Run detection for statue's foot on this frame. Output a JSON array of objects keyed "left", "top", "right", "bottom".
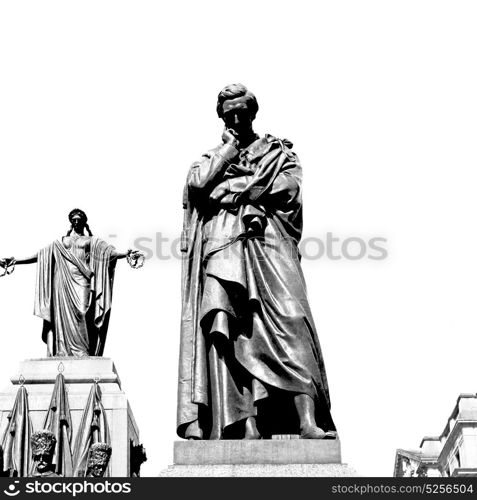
[
  {"left": 244, "top": 416, "right": 261, "bottom": 439},
  {"left": 323, "top": 431, "right": 338, "bottom": 440},
  {"left": 243, "top": 432, "right": 261, "bottom": 440},
  {"left": 300, "top": 425, "right": 326, "bottom": 439}
]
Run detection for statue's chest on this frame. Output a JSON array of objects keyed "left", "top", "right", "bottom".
[{"left": 62, "top": 236, "right": 91, "bottom": 258}]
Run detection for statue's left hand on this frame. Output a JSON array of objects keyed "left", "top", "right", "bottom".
[
  {"left": 0, "top": 257, "right": 14, "bottom": 268},
  {"left": 127, "top": 249, "right": 142, "bottom": 259},
  {"left": 126, "top": 249, "right": 145, "bottom": 269},
  {"left": 209, "top": 181, "right": 230, "bottom": 203},
  {"left": 217, "top": 194, "right": 239, "bottom": 207}
]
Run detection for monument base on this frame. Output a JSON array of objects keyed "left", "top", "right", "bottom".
[
  {"left": 159, "top": 463, "right": 356, "bottom": 477},
  {"left": 159, "top": 439, "right": 356, "bottom": 477},
  {"left": 0, "top": 357, "right": 142, "bottom": 477}
]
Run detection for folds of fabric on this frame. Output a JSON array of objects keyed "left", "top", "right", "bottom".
[
  {"left": 72, "top": 382, "right": 110, "bottom": 477},
  {"left": 34, "top": 238, "right": 116, "bottom": 357},
  {"left": 88, "top": 238, "right": 116, "bottom": 356},
  {"left": 43, "top": 373, "right": 73, "bottom": 477},
  {"left": 1, "top": 385, "right": 32, "bottom": 477},
  {"left": 177, "top": 135, "right": 335, "bottom": 439}
]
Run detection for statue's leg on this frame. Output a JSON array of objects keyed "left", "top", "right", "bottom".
[
  {"left": 294, "top": 393, "right": 325, "bottom": 439},
  {"left": 46, "top": 331, "right": 54, "bottom": 357},
  {"left": 244, "top": 416, "right": 261, "bottom": 439}
]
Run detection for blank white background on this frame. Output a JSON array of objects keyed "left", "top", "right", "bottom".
[{"left": 1, "top": 0, "right": 477, "bottom": 476}]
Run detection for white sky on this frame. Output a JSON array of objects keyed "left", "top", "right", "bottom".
[{"left": 1, "top": 0, "right": 477, "bottom": 477}]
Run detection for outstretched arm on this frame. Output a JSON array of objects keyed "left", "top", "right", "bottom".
[
  {"left": 0, "top": 254, "right": 38, "bottom": 267},
  {"left": 110, "top": 248, "right": 142, "bottom": 261},
  {"left": 110, "top": 249, "right": 128, "bottom": 260},
  {"left": 188, "top": 130, "right": 239, "bottom": 192}
]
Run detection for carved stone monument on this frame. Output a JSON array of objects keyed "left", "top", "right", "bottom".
[
  {"left": 0, "top": 211, "right": 146, "bottom": 477},
  {"left": 162, "top": 84, "right": 354, "bottom": 476}
]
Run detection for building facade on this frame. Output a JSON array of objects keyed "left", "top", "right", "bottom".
[{"left": 394, "top": 394, "right": 477, "bottom": 477}]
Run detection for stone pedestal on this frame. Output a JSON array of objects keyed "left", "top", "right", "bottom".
[
  {"left": 0, "top": 357, "right": 141, "bottom": 477},
  {"left": 159, "top": 439, "right": 356, "bottom": 477}
]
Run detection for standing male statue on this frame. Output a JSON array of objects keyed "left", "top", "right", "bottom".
[{"left": 177, "top": 84, "right": 337, "bottom": 440}]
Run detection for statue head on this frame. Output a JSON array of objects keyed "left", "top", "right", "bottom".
[
  {"left": 31, "top": 430, "right": 56, "bottom": 474},
  {"left": 216, "top": 83, "right": 259, "bottom": 137},
  {"left": 68, "top": 208, "right": 93, "bottom": 236},
  {"left": 86, "top": 442, "right": 112, "bottom": 477}
]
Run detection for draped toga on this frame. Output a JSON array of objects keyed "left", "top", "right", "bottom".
[
  {"left": 177, "top": 134, "right": 336, "bottom": 439},
  {"left": 34, "top": 237, "right": 116, "bottom": 357}
]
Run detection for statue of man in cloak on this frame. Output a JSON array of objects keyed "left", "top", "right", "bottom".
[{"left": 177, "top": 84, "right": 337, "bottom": 440}]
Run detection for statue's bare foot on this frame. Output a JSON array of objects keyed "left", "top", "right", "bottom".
[
  {"left": 300, "top": 425, "right": 325, "bottom": 439},
  {"left": 244, "top": 416, "right": 261, "bottom": 439}
]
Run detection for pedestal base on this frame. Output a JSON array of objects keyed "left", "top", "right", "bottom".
[
  {"left": 0, "top": 357, "right": 142, "bottom": 477},
  {"left": 159, "top": 463, "right": 356, "bottom": 477},
  {"left": 159, "top": 440, "right": 356, "bottom": 477}
]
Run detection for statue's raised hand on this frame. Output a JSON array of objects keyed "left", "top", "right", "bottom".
[{"left": 222, "top": 129, "right": 239, "bottom": 148}]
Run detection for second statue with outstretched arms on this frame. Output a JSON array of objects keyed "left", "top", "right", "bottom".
[{"left": 0, "top": 209, "right": 144, "bottom": 357}]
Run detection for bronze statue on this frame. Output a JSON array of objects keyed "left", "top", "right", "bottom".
[
  {"left": 30, "top": 430, "right": 61, "bottom": 477},
  {"left": 0, "top": 209, "right": 143, "bottom": 357},
  {"left": 177, "top": 84, "right": 337, "bottom": 441}
]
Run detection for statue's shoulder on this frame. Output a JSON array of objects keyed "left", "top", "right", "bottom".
[
  {"left": 264, "top": 134, "right": 294, "bottom": 149},
  {"left": 189, "top": 144, "right": 222, "bottom": 168},
  {"left": 264, "top": 134, "right": 297, "bottom": 160}
]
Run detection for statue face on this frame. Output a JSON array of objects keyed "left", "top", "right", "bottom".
[
  {"left": 34, "top": 453, "right": 52, "bottom": 473},
  {"left": 70, "top": 214, "right": 86, "bottom": 233},
  {"left": 88, "top": 462, "right": 106, "bottom": 477},
  {"left": 221, "top": 96, "right": 254, "bottom": 136}
]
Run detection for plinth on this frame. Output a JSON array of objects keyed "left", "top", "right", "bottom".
[
  {"left": 0, "top": 357, "right": 141, "bottom": 477},
  {"left": 159, "top": 439, "right": 356, "bottom": 477}
]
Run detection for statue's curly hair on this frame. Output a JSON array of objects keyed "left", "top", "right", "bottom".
[
  {"left": 216, "top": 83, "right": 259, "bottom": 120},
  {"left": 88, "top": 442, "right": 112, "bottom": 466},
  {"left": 31, "top": 430, "right": 56, "bottom": 456}
]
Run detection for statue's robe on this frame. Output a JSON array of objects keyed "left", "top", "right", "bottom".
[
  {"left": 177, "top": 135, "right": 336, "bottom": 439},
  {"left": 34, "top": 238, "right": 116, "bottom": 357}
]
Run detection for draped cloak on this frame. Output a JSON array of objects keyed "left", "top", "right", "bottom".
[
  {"left": 43, "top": 373, "right": 73, "bottom": 477},
  {"left": 34, "top": 237, "right": 116, "bottom": 357},
  {"left": 72, "top": 382, "right": 111, "bottom": 477},
  {"left": 1, "top": 385, "right": 32, "bottom": 477},
  {"left": 177, "top": 134, "right": 336, "bottom": 439}
]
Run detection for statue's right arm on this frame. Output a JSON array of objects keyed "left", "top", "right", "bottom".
[
  {"left": 188, "top": 144, "right": 239, "bottom": 191},
  {"left": 8, "top": 254, "right": 38, "bottom": 265},
  {"left": 188, "top": 130, "right": 240, "bottom": 191}
]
